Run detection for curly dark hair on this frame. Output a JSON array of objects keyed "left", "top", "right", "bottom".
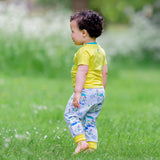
[{"left": 70, "top": 10, "right": 104, "bottom": 38}]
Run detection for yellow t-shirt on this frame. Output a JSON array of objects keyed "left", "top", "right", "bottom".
[{"left": 71, "top": 43, "right": 107, "bottom": 88}]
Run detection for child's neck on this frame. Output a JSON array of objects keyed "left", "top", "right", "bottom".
[{"left": 83, "top": 38, "right": 96, "bottom": 45}]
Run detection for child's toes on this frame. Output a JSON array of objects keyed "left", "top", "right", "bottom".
[{"left": 73, "top": 142, "right": 89, "bottom": 154}]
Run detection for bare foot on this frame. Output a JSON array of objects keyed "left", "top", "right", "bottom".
[{"left": 73, "top": 141, "right": 89, "bottom": 154}]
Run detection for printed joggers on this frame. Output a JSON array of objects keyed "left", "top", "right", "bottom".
[{"left": 64, "top": 88, "right": 105, "bottom": 149}]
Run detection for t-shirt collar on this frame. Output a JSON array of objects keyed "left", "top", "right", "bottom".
[{"left": 86, "top": 42, "right": 97, "bottom": 44}]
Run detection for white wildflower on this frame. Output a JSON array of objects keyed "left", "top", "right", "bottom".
[
  {"left": 5, "top": 138, "right": 11, "bottom": 143},
  {"left": 43, "top": 106, "right": 47, "bottom": 110},
  {"left": 26, "top": 131, "right": 30, "bottom": 136},
  {"left": 34, "top": 110, "right": 38, "bottom": 114},
  {"left": 44, "top": 135, "right": 47, "bottom": 140},
  {"left": 15, "top": 134, "right": 26, "bottom": 139},
  {"left": 1, "top": 104, "right": 8, "bottom": 108},
  {"left": 0, "top": 79, "right": 4, "bottom": 85},
  {"left": 49, "top": 120, "right": 52, "bottom": 124},
  {"left": 33, "top": 104, "right": 48, "bottom": 110},
  {"left": 4, "top": 143, "right": 9, "bottom": 148}
]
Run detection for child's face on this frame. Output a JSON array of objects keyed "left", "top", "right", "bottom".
[{"left": 70, "top": 20, "right": 84, "bottom": 45}]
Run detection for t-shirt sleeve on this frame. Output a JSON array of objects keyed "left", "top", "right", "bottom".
[
  {"left": 104, "top": 58, "right": 107, "bottom": 65},
  {"left": 103, "top": 52, "right": 107, "bottom": 65},
  {"left": 77, "top": 50, "right": 90, "bottom": 66}
]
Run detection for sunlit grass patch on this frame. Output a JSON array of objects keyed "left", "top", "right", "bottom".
[{"left": 0, "top": 68, "right": 160, "bottom": 159}]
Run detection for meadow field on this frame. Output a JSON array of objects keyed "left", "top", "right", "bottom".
[
  {"left": 0, "top": 66, "right": 160, "bottom": 160},
  {"left": 0, "top": 3, "right": 160, "bottom": 160}
]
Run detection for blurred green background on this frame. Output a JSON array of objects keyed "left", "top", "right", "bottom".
[
  {"left": 0, "top": 0, "right": 159, "bottom": 77},
  {"left": 0, "top": 1, "right": 160, "bottom": 159}
]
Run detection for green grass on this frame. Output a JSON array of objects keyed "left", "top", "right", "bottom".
[
  {"left": 0, "top": 31, "right": 75, "bottom": 78},
  {"left": 0, "top": 67, "right": 160, "bottom": 160}
]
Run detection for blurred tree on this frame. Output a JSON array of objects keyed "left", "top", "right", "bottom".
[
  {"left": 26, "top": 0, "right": 34, "bottom": 11},
  {"left": 15, "top": 0, "right": 157, "bottom": 24},
  {"left": 36, "top": 0, "right": 71, "bottom": 9},
  {"left": 89, "top": 0, "right": 157, "bottom": 23},
  {"left": 151, "top": 0, "right": 160, "bottom": 26},
  {"left": 71, "top": 0, "right": 88, "bottom": 12},
  {"left": 36, "top": 0, "right": 89, "bottom": 11}
]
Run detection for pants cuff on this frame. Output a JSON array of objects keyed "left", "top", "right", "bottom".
[
  {"left": 73, "top": 134, "right": 86, "bottom": 143},
  {"left": 87, "top": 142, "right": 97, "bottom": 150}
]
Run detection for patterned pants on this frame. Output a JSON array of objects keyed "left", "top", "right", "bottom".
[{"left": 64, "top": 88, "right": 105, "bottom": 143}]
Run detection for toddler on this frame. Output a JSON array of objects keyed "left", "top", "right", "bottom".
[{"left": 64, "top": 10, "right": 108, "bottom": 154}]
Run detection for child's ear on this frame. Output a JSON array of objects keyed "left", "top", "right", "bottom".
[{"left": 82, "top": 29, "right": 88, "bottom": 37}]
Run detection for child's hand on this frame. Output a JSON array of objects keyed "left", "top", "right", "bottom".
[{"left": 73, "top": 92, "right": 81, "bottom": 108}]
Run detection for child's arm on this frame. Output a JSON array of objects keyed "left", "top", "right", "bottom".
[
  {"left": 73, "top": 65, "right": 89, "bottom": 108},
  {"left": 102, "top": 65, "right": 108, "bottom": 89}
]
